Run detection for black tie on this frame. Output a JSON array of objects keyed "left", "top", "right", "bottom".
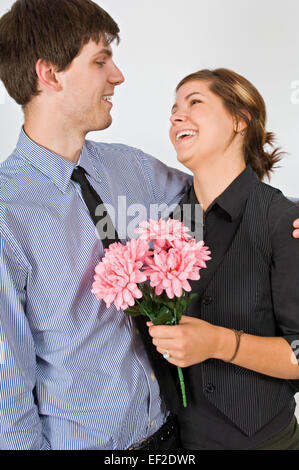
[
  {"left": 71, "top": 172, "right": 178, "bottom": 409},
  {"left": 71, "top": 166, "right": 120, "bottom": 248}
]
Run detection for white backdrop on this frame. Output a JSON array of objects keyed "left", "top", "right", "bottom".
[
  {"left": 0, "top": 0, "right": 299, "bottom": 418},
  {"left": 1, "top": 0, "right": 298, "bottom": 195}
]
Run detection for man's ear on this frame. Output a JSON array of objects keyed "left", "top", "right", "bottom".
[{"left": 35, "top": 59, "right": 62, "bottom": 93}]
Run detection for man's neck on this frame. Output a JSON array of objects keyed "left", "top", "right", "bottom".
[{"left": 24, "top": 110, "right": 86, "bottom": 164}]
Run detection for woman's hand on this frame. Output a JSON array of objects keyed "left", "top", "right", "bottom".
[
  {"left": 147, "top": 315, "right": 233, "bottom": 368},
  {"left": 293, "top": 218, "right": 299, "bottom": 238}
]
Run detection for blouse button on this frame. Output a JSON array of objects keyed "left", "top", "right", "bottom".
[{"left": 204, "top": 383, "right": 216, "bottom": 394}]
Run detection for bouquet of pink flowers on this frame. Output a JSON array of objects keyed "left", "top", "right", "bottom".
[{"left": 91, "top": 218, "right": 211, "bottom": 407}]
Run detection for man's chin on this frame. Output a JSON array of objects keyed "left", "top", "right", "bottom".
[
  {"left": 87, "top": 116, "right": 113, "bottom": 133},
  {"left": 99, "top": 116, "right": 113, "bottom": 131}
]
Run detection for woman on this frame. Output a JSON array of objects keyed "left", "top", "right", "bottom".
[{"left": 148, "top": 68, "right": 299, "bottom": 450}]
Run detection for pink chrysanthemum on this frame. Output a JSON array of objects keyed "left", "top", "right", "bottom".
[
  {"left": 144, "top": 239, "right": 211, "bottom": 299},
  {"left": 91, "top": 238, "right": 149, "bottom": 310},
  {"left": 135, "top": 218, "right": 190, "bottom": 250}
]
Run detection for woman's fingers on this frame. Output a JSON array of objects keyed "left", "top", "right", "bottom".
[{"left": 148, "top": 324, "right": 179, "bottom": 340}]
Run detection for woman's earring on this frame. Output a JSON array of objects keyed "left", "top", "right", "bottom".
[{"left": 240, "top": 130, "right": 246, "bottom": 136}]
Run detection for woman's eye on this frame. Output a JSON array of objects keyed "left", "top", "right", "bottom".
[
  {"left": 190, "top": 99, "right": 202, "bottom": 105},
  {"left": 96, "top": 62, "right": 106, "bottom": 68}
]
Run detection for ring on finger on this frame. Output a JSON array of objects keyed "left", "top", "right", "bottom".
[{"left": 163, "top": 350, "right": 170, "bottom": 360}]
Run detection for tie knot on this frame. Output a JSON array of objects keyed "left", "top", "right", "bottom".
[{"left": 71, "top": 166, "right": 86, "bottom": 184}]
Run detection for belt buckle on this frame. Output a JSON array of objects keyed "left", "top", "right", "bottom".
[
  {"left": 127, "top": 416, "right": 175, "bottom": 450},
  {"left": 127, "top": 437, "right": 148, "bottom": 450}
]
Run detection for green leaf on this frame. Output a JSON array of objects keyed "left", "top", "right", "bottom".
[
  {"left": 124, "top": 287, "right": 198, "bottom": 325},
  {"left": 125, "top": 304, "right": 144, "bottom": 317},
  {"left": 150, "top": 305, "right": 173, "bottom": 326}
]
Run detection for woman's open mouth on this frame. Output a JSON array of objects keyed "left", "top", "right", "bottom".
[{"left": 175, "top": 129, "right": 198, "bottom": 143}]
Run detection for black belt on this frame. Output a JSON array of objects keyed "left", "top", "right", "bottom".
[{"left": 127, "top": 415, "right": 180, "bottom": 450}]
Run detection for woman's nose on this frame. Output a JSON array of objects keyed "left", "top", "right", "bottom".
[{"left": 170, "top": 111, "right": 187, "bottom": 125}]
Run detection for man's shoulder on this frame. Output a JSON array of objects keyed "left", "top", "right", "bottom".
[
  {"left": 0, "top": 151, "right": 28, "bottom": 198},
  {"left": 85, "top": 139, "right": 192, "bottom": 207},
  {"left": 85, "top": 139, "right": 151, "bottom": 161},
  {"left": 85, "top": 139, "right": 191, "bottom": 181}
]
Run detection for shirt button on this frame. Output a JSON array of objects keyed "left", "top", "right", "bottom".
[
  {"left": 151, "top": 372, "right": 156, "bottom": 382},
  {"left": 202, "top": 296, "right": 212, "bottom": 305},
  {"left": 204, "top": 383, "right": 216, "bottom": 394},
  {"left": 136, "top": 329, "right": 140, "bottom": 335}
]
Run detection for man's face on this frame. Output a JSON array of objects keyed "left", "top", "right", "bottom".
[{"left": 57, "top": 39, "right": 124, "bottom": 133}]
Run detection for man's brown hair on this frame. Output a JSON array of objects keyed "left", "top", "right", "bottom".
[
  {"left": 176, "top": 68, "right": 284, "bottom": 181},
  {"left": 0, "top": 0, "right": 120, "bottom": 107}
]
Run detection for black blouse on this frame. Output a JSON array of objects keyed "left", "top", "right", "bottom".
[{"left": 174, "top": 166, "right": 297, "bottom": 450}]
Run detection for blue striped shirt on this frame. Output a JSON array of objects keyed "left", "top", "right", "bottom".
[{"left": 0, "top": 129, "right": 191, "bottom": 450}]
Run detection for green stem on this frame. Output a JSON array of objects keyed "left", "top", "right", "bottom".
[
  {"left": 135, "top": 297, "right": 188, "bottom": 407},
  {"left": 135, "top": 298, "right": 152, "bottom": 320},
  {"left": 177, "top": 366, "right": 187, "bottom": 408},
  {"left": 173, "top": 305, "right": 187, "bottom": 407}
]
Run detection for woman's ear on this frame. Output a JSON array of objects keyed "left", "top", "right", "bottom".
[
  {"left": 234, "top": 109, "right": 251, "bottom": 135},
  {"left": 35, "top": 59, "right": 62, "bottom": 93}
]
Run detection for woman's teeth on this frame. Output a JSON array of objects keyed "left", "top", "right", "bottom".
[{"left": 176, "top": 130, "right": 197, "bottom": 141}]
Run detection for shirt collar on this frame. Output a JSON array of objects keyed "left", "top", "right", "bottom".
[
  {"left": 76, "top": 143, "right": 96, "bottom": 178},
  {"left": 191, "top": 165, "right": 258, "bottom": 221},
  {"left": 15, "top": 128, "right": 93, "bottom": 193}
]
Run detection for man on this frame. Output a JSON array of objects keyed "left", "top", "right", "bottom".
[
  {"left": 0, "top": 0, "right": 190, "bottom": 450},
  {"left": 0, "top": 0, "right": 298, "bottom": 451}
]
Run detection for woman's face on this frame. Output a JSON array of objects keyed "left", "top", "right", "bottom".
[{"left": 169, "top": 80, "right": 238, "bottom": 171}]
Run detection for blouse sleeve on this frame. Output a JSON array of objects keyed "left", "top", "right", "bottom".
[{"left": 269, "top": 192, "right": 299, "bottom": 391}]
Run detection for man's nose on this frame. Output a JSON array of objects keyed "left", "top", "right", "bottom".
[{"left": 110, "top": 62, "right": 125, "bottom": 86}]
